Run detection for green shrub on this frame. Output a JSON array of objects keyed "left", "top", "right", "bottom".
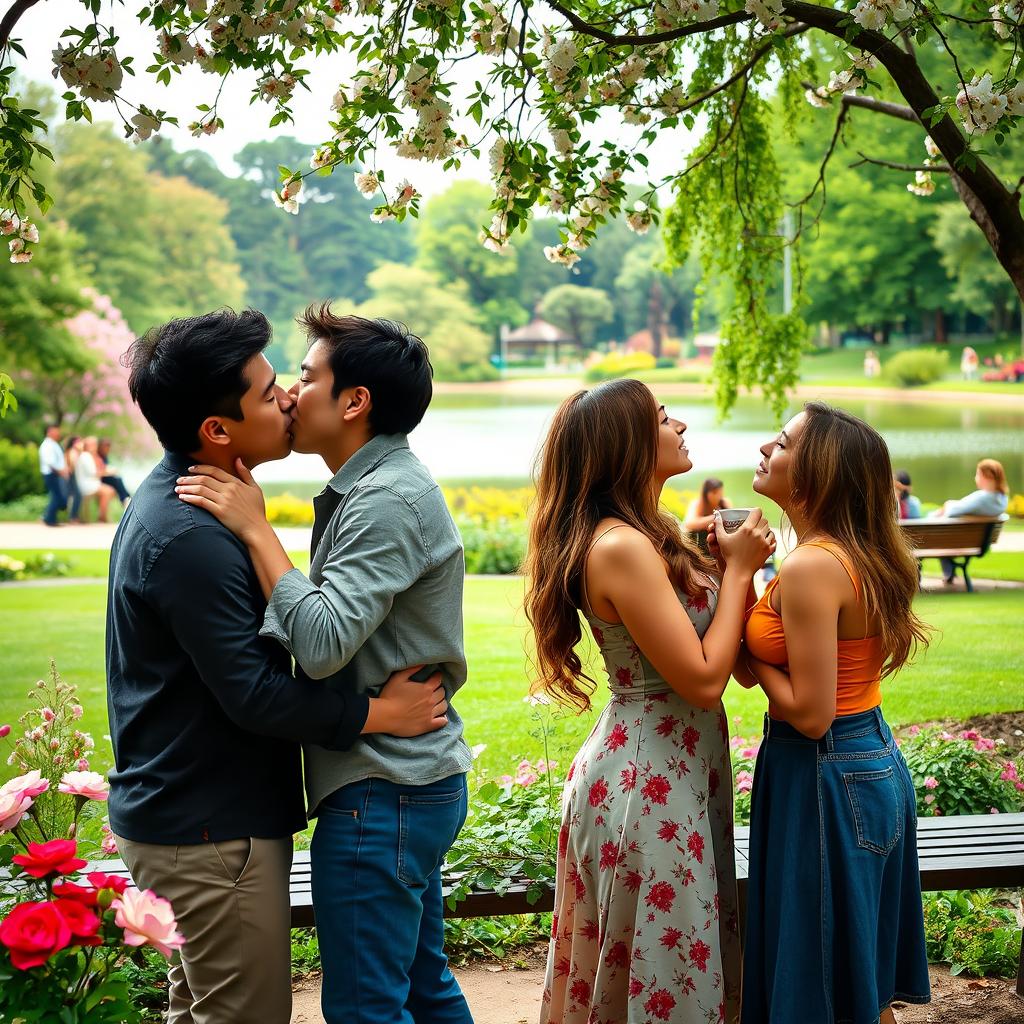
[
  {"left": 883, "top": 349, "right": 949, "bottom": 387},
  {"left": 583, "top": 351, "right": 657, "bottom": 382},
  {"left": 0, "top": 439, "right": 45, "bottom": 503},
  {"left": 457, "top": 517, "right": 527, "bottom": 575},
  {"left": 923, "top": 890, "right": 1022, "bottom": 977},
  {"left": 0, "top": 552, "right": 73, "bottom": 582},
  {"left": 899, "top": 727, "right": 1024, "bottom": 817},
  {"left": 0, "top": 494, "right": 47, "bottom": 521}
]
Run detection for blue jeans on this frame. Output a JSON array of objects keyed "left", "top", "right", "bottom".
[
  {"left": 42, "top": 472, "right": 66, "bottom": 525},
  {"left": 311, "top": 774, "right": 473, "bottom": 1024}
]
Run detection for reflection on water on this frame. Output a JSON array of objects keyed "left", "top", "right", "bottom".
[{"left": 129, "top": 392, "right": 1024, "bottom": 507}]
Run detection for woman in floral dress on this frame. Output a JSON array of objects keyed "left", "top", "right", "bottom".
[{"left": 524, "top": 379, "right": 774, "bottom": 1024}]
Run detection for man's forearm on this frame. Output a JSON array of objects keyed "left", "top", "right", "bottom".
[{"left": 245, "top": 521, "right": 296, "bottom": 600}]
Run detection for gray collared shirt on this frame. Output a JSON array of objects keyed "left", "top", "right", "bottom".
[{"left": 262, "top": 433, "right": 471, "bottom": 814}]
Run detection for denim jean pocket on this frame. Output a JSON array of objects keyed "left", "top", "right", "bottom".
[
  {"left": 397, "top": 788, "right": 466, "bottom": 887},
  {"left": 842, "top": 766, "right": 902, "bottom": 855}
]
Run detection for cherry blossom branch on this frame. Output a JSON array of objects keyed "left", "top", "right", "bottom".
[
  {"left": 542, "top": 0, "right": 753, "bottom": 46},
  {"left": 851, "top": 151, "right": 951, "bottom": 173},
  {"left": 0, "top": 0, "right": 40, "bottom": 51},
  {"left": 799, "top": 82, "right": 918, "bottom": 123}
]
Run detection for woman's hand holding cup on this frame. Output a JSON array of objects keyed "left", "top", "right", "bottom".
[{"left": 715, "top": 508, "right": 775, "bottom": 574}]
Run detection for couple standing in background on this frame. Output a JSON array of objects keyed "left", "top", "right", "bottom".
[{"left": 105, "top": 307, "right": 475, "bottom": 1024}]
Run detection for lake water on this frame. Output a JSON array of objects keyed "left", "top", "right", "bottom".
[{"left": 126, "top": 391, "right": 1024, "bottom": 507}]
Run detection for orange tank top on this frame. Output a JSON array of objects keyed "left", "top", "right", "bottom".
[{"left": 743, "top": 541, "right": 885, "bottom": 717}]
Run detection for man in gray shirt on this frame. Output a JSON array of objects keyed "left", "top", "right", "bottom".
[{"left": 176, "top": 307, "right": 473, "bottom": 1024}]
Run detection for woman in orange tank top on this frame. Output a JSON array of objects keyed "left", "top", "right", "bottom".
[{"left": 721, "top": 402, "right": 932, "bottom": 1024}]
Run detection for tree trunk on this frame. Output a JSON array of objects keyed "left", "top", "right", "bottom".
[
  {"left": 934, "top": 309, "right": 947, "bottom": 345},
  {"left": 647, "top": 278, "right": 664, "bottom": 359},
  {"left": 786, "top": 1, "right": 1024, "bottom": 303}
]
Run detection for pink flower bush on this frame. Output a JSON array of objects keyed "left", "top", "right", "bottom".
[
  {"left": 58, "top": 771, "right": 109, "bottom": 802},
  {"left": 112, "top": 888, "right": 186, "bottom": 958},
  {"left": 924, "top": 777, "right": 938, "bottom": 790},
  {"left": 735, "top": 770, "right": 754, "bottom": 795},
  {"left": 0, "top": 790, "right": 34, "bottom": 833}
]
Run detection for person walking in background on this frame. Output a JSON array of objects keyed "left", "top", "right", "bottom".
[
  {"left": 960, "top": 345, "right": 978, "bottom": 381},
  {"left": 735, "top": 402, "right": 931, "bottom": 1024},
  {"left": 74, "top": 436, "right": 117, "bottom": 522},
  {"left": 64, "top": 435, "right": 84, "bottom": 523},
  {"left": 863, "top": 349, "right": 881, "bottom": 379},
  {"left": 38, "top": 423, "right": 67, "bottom": 527},
  {"left": 683, "top": 476, "right": 731, "bottom": 553},
  {"left": 894, "top": 470, "right": 922, "bottom": 519},
  {"left": 97, "top": 437, "right": 132, "bottom": 506},
  {"left": 525, "top": 379, "right": 773, "bottom": 1024},
  {"left": 931, "top": 458, "right": 1009, "bottom": 583}
]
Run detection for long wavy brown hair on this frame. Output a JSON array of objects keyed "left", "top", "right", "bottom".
[
  {"left": 523, "top": 378, "right": 715, "bottom": 712},
  {"left": 790, "top": 402, "right": 930, "bottom": 677}
]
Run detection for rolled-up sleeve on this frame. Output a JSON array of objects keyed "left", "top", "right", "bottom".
[
  {"left": 148, "top": 527, "right": 369, "bottom": 748},
  {"left": 261, "top": 486, "right": 430, "bottom": 680}
]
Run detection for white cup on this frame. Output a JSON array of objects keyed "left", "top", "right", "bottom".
[{"left": 715, "top": 508, "right": 753, "bottom": 533}]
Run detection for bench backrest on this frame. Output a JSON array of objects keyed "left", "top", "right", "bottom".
[{"left": 899, "top": 515, "right": 1007, "bottom": 557}]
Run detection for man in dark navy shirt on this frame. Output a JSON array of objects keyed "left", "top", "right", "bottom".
[{"left": 106, "top": 308, "right": 448, "bottom": 1024}]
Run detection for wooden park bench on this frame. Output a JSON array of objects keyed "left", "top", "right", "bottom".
[
  {"left": 82, "top": 811, "right": 1024, "bottom": 997},
  {"left": 899, "top": 514, "right": 1008, "bottom": 593}
]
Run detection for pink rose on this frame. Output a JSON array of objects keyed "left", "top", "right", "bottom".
[
  {"left": 974, "top": 738, "right": 995, "bottom": 752},
  {"left": 58, "top": 771, "right": 109, "bottom": 802},
  {"left": 100, "top": 823, "right": 119, "bottom": 856},
  {"left": 1, "top": 769, "right": 51, "bottom": 802},
  {"left": 906, "top": 725, "right": 920, "bottom": 737},
  {"left": 923, "top": 776, "right": 938, "bottom": 790},
  {"left": 735, "top": 770, "right": 753, "bottom": 794},
  {"left": 958, "top": 730, "right": 980, "bottom": 741},
  {"left": 112, "top": 887, "right": 185, "bottom": 958},
  {"left": 924, "top": 794, "right": 935, "bottom": 804},
  {"left": 0, "top": 790, "right": 33, "bottom": 832}
]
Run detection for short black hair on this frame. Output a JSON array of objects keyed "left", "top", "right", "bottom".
[
  {"left": 298, "top": 304, "right": 432, "bottom": 436},
  {"left": 895, "top": 470, "right": 912, "bottom": 487},
  {"left": 124, "top": 308, "right": 272, "bottom": 454}
]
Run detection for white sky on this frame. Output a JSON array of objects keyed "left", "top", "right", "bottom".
[{"left": 15, "top": 0, "right": 703, "bottom": 197}]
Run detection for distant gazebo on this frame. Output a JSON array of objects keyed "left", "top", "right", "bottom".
[{"left": 500, "top": 316, "right": 576, "bottom": 365}]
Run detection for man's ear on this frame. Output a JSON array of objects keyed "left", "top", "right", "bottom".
[
  {"left": 196, "top": 416, "right": 234, "bottom": 449},
  {"left": 341, "top": 386, "right": 372, "bottom": 424}
]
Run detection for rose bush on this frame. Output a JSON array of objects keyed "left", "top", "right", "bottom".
[{"left": 0, "top": 665, "right": 184, "bottom": 1021}]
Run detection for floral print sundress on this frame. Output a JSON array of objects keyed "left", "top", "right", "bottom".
[{"left": 541, "top": 575, "right": 741, "bottom": 1024}]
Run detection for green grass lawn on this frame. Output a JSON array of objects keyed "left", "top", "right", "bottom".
[{"left": 1, "top": 575, "right": 1021, "bottom": 787}]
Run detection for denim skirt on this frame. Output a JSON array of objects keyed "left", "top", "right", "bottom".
[{"left": 741, "top": 708, "right": 931, "bottom": 1024}]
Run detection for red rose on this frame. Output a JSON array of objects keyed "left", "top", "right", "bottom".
[
  {"left": 0, "top": 901, "right": 73, "bottom": 969},
  {"left": 604, "top": 723, "right": 628, "bottom": 752},
  {"left": 12, "top": 839, "right": 87, "bottom": 879},
  {"left": 51, "top": 899, "right": 101, "bottom": 946},
  {"left": 645, "top": 880, "right": 676, "bottom": 913},
  {"left": 588, "top": 779, "right": 609, "bottom": 807},
  {"left": 86, "top": 871, "right": 131, "bottom": 895},
  {"left": 641, "top": 774, "right": 671, "bottom": 805},
  {"left": 644, "top": 988, "right": 677, "bottom": 1020},
  {"left": 660, "top": 925, "right": 683, "bottom": 949},
  {"left": 51, "top": 881, "right": 99, "bottom": 906}
]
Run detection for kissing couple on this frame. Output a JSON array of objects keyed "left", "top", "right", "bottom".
[{"left": 105, "top": 305, "right": 476, "bottom": 1024}]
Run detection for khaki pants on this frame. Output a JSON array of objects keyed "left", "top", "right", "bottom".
[{"left": 115, "top": 835, "right": 293, "bottom": 1024}]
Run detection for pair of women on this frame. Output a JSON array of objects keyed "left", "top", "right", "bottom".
[{"left": 526, "top": 379, "right": 930, "bottom": 1024}]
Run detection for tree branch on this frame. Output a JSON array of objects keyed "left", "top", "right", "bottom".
[
  {"left": 789, "top": 102, "right": 849, "bottom": 238},
  {"left": 542, "top": 0, "right": 753, "bottom": 46},
  {"left": 851, "top": 151, "right": 951, "bottom": 173},
  {"left": 800, "top": 82, "right": 918, "bottom": 123},
  {"left": 0, "top": 0, "right": 40, "bottom": 51}
]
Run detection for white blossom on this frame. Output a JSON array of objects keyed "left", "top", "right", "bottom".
[
  {"left": 371, "top": 205, "right": 397, "bottom": 222},
  {"left": 543, "top": 34, "right": 577, "bottom": 93},
  {"left": 550, "top": 128, "right": 574, "bottom": 155},
  {"left": 745, "top": 0, "right": 783, "bottom": 29},
  {"left": 851, "top": 0, "right": 888, "bottom": 31},
  {"left": 907, "top": 170, "right": 935, "bottom": 197},
  {"left": 310, "top": 146, "right": 333, "bottom": 169},
  {"left": 403, "top": 63, "right": 433, "bottom": 108},
  {"left": 543, "top": 243, "right": 581, "bottom": 268},
  {"left": 273, "top": 191, "right": 299, "bottom": 214},
  {"left": 1005, "top": 81, "right": 1024, "bottom": 116},
  {"left": 626, "top": 202, "right": 653, "bottom": 235},
  {"left": 827, "top": 68, "right": 864, "bottom": 94},
  {"left": 805, "top": 87, "right": 831, "bottom": 108},
  {"left": 18, "top": 222, "right": 38, "bottom": 244},
  {"left": 131, "top": 112, "right": 161, "bottom": 142},
  {"left": 332, "top": 88, "right": 348, "bottom": 111},
  {"left": 956, "top": 73, "right": 1006, "bottom": 135},
  {"left": 924, "top": 135, "right": 941, "bottom": 159},
  {"left": 623, "top": 105, "right": 652, "bottom": 125},
  {"left": 0, "top": 210, "right": 20, "bottom": 235},
  {"left": 159, "top": 31, "right": 196, "bottom": 65},
  {"left": 354, "top": 170, "right": 380, "bottom": 196}
]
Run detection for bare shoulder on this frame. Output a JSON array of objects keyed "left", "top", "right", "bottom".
[
  {"left": 778, "top": 545, "right": 851, "bottom": 598},
  {"left": 588, "top": 520, "right": 660, "bottom": 571}
]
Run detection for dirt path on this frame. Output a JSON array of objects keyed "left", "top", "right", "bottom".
[{"left": 290, "top": 963, "right": 1020, "bottom": 1023}]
